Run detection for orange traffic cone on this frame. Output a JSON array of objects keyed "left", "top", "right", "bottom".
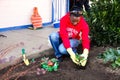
[{"left": 31, "top": 7, "right": 42, "bottom": 30}]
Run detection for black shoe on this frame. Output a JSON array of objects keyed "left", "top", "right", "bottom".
[{"left": 57, "top": 56, "right": 63, "bottom": 62}]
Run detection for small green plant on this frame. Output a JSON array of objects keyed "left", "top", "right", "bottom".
[
  {"left": 98, "top": 47, "right": 120, "bottom": 69},
  {"left": 40, "top": 57, "right": 59, "bottom": 72},
  {"left": 76, "top": 53, "right": 84, "bottom": 62}
]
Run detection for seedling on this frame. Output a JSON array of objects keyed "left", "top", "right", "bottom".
[
  {"left": 40, "top": 57, "right": 59, "bottom": 72},
  {"left": 76, "top": 53, "right": 84, "bottom": 61},
  {"left": 98, "top": 48, "right": 120, "bottom": 69},
  {"left": 75, "top": 53, "right": 85, "bottom": 66}
]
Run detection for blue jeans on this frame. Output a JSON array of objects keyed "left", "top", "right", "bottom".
[{"left": 49, "top": 32, "right": 80, "bottom": 58}]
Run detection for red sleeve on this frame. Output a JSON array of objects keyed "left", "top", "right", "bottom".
[
  {"left": 81, "top": 17, "right": 90, "bottom": 50},
  {"left": 59, "top": 14, "right": 71, "bottom": 49}
]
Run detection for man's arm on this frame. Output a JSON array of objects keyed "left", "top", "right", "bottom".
[
  {"left": 80, "top": 17, "right": 90, "bottom": 66},
  {"left": 84, "top": 0, "right": 90, "bottom": 12}
]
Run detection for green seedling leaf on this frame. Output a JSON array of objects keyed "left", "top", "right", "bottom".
[
  {"left": 75, "top": 53, "right": 84, "bottom": 62},
  {"left": 100, "top": 48, "right": 116, "bottom": 63},
  {"left": 53, "top": 63, "right": 59, "bottom": 71},
  {"left": 111, "top": 63, "right": 117, "bottom": 69},
  {"left": 115, "top": 57, "right": 120, "bottom": 66},
  {"left": 51, "top": 58, "right": 58, "bottom": 63},
  {"left": 75, "top": 53, "right": 85, "bottom": 66},
  {"left": 40, "top": 57, "right": 59, "bottom": 72},
  {"left": 98, "top": 48, "right": 120, "bottom": 69}
]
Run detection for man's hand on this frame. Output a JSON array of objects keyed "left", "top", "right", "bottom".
[
  {"left": 80, "top": 49, "right": 89, "bottom": 66},
  {"left": 67, "top": 48, "right": 79, "bottom": 65}
]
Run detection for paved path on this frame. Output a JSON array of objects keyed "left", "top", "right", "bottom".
[{"left": 0, "top": 26, "right": 58, "bottom": 70}]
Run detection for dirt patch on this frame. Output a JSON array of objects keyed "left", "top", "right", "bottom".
[{"left": 0, "top": 46, "right": 120, "bottom": 80}]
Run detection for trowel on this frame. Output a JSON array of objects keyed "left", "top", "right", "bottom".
[{"left": 22, "top": 48, "right": 30, "bottom": 66}]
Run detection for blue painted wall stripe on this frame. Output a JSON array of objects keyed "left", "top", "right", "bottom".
[{"left": 0, "top": 22, "right": 52, "bottom": 32}]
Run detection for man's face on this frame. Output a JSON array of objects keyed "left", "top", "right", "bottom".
[
  {"left": 70, "top": 15, "right": 80, "bottom": 25},
  {"left": 70, "top": 10, "right": 82, "bottom": 25}
]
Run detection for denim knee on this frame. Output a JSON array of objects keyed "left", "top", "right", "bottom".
[
  {"left": 49, "top": 32, "right": 59, "bottom": 41},
  {"left": 58, "top": 44, "right": 68, "bottom": 54}
]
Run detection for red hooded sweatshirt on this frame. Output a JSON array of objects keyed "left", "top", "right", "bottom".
[{"left": 59, "top": 13, "right": 90, "bottom": 50}]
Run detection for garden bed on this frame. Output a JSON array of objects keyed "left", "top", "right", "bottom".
[{"left": 0, "top": 46, "right": 120, "bottom": 80}]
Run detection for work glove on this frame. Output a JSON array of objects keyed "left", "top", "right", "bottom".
[
  {"left": 67, "top": 48, "right": 79, "bottom": 65},
  {"left": 80, "top": 48, "right": 89, "bottom": 66}
]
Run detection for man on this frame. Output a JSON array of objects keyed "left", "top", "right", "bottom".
[
  {"left": 49, "top": 6, "right": 90, "bottom": 66},
  {"left": 75, "top": 0, "right": 90, "bottom": 13}
]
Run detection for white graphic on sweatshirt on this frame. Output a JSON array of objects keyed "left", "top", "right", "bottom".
[{"left": 66, "top": 28, "right": 78, "bottom": 38}]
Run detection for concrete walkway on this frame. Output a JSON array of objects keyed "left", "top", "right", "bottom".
[{"left": 0, "top": 26, "right": 59, "bottom": 70}]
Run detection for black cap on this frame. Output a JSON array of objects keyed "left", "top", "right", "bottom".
[{"left": 70, "top": 6, "right": 83, "bottom": 17}]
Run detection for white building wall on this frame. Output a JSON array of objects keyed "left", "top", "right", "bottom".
[{"left": 0, "top": 0, "right": 52, "bottom": 28}]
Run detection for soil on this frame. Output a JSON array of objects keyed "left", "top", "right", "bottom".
[{"left": 0, "top": 46, "right": 120, "bottom": 80}]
